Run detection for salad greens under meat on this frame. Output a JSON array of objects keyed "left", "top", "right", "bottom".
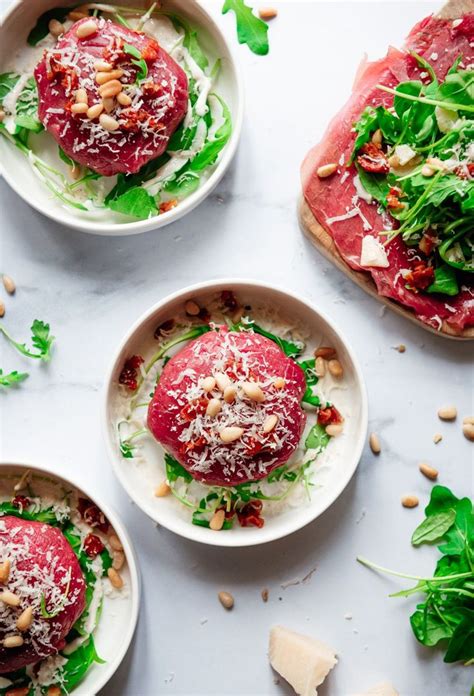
[{"left": 352, "top": 54, "right": 474, "bottom": 297}]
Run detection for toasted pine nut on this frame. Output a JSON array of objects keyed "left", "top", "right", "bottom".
[
  {"left": 426, "top": 157, "right": 446, "bottom": 171},
  {"left": 4, "top": 635, "right": 24, "bottom": 648},
  {"left": 0, "top": 110, "right": 5, "bottom": 123},
  {"left": 99, "top": 114, "right": 120, "bottom": 131},
  {"left": 2, "top": 275, "right": 15, "bottom": 295},
  {"left": 206, "top": 398, "right": 221, "bottom": 417},
  {"left": 438, "top": 405, "right": 457, "bottom": 421},
  {"left": 117, "top": 92, "right": 132, "bottom": 106},
  {"left": 16, "top": 606, "right": 33, "bottom": 632},
  {"left": 326, "top": 423, "right": 343, "bottom": 437},
  {"left": 241, "top": 382, "right": 265, "bottom": 402},
  {"left": 317, "top": 163, "right": 337, "bottom": 178},
  {"left": 263, "top": 414, "right": 278, "bottom": 433},
  {"left": 396, "top": 344, "right": 406, "bottom": 353},
  {"left": 47, "top": 688, "right": 62, "bottom": 696},
  {"left": 68, "top": 10, "right": 88, "bottom": 20},
  {"left": 261, "top": 588, "right": 269, "bottom": 602},
  {"left": 215, "top": 372, "right": 231, "bottom": 391},
  {"left": 96, "top": 69, "right": 124, "bottom": 85},
  {"left": 419, "top": 462, "right": 438, "bottom": 481},
  {"left": 315, "top": 346, "right": 336, "bottom": 360},
  {"left": 209, "top": 509, "right": 225, "bottom": 531},
  {"left": 259, "top": 7, "right": 278, "bottom": 20},
  {"left": 0, "top": 560, "right": 11, "bottom": 584},
  {"left": 70, "top": 163, "right": 82, "bottom": 180},
  {"left": 0, "top": 591, "right": 20, "bottom": 607},
  {"left": 0, "top": 300, "right": 5, "bottom": 318},
  {"left": 223, "top": 385, "right": 237, "bottom": 404},
  {"left": 113, "top": 550, "right": 125, "bottom": 571},
  {"left": 463, "top": 423, "right": 474, "bottom": 441},
  {"left": 315, "top": 356, "right": 326, "bottom": 377},
  {"left": 107, "top": 567, "right": 123, "bottom": 589},
  {"left": 371, "top": 129, "right": 382, "bottom": 147},
  {"left": 75, "top": 88, "right": 88, "bottom": 104},
  {"left": 433, "top": 433, "right": 442, "bottom": 444},
  {"left": 102, "top": 97, "right": 115, "bottom": 113},
  {"left": 48, "top": 19, "right": 64, "bottom": 36},
  {"left": 421, "top": 164, "right": 435, "bottom": 177},
  {"left": 388, "top": 154, "right": 400, "bottom": 168},
  {"left": 369, "top": 432, "right": 381, "bottom": 454},
  {"left": 184, "top": 299, "right": 200, "bottom": 316},
  {"left": 71, "top": 102, "right": 88, "bottom": 114},
  {"left": 75, "top": 19, "right": 97, "bottom": 38},
  {"left": 219, "top": 427, "right": 244, "bottom": 444},
  {"left": 273, "top": 377, "right": 286, "bottom": 390},
  {"left": 401, "top": 495, "right": 419, "bottom": 509},
  {"left": 328, "top": 359, "right": 343, "bottom": 378},
  {"left": 201, "top": 376, "right": 216, "bottom": 393},
  {"left": 463, "top": 416, "right": 474, "bottom": 425},
  {"left": 218, "top": 591, "right": 234, "bottom": 609},
  {"left": 99, "top": 81, "right": 123, "bottom": 98},
  {"left": 87, "top": 103, "right": 104, "bottom": 120},
  {"left": 154, "top": 481, "right": 171, "bottom": 497},
  {"left": 109, "top": 534, "right": 123, "bottom": 552},
  {"left": 94, "top": 60, "right": 113, "bottom": 71}
]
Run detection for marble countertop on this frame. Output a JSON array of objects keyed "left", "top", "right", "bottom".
[{"left": 0, "top": 1, "right": 472, "bottom": 695}]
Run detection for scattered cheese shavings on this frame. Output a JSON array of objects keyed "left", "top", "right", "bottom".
[
  {"left": 394, "top": 144, "right": 417, "bottom": 166},
  {"left": 353, "top": 174, "right": 373, "bottom": 203},
  {"left": 360, "top": 236, "right": 389, "bottom": 268}
]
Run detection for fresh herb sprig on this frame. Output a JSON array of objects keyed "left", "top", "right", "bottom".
[
  {"left": 123, "top": 43, "right": 148, "bottom": 83},
  {"left": 0, "top": 369, "right": 29, "bottom": 388},
  {"left": 0, "top": 319, "right": 55, "bottom": 362}
]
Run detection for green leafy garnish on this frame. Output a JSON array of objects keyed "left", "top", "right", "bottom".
[
  {"left": 108, "top": 186, "right": 157, "bottom": 219},
  {"left": 0, "top": 73, "right": 43, "bottom": 133},
  {"left": 234, "top": 319, "right": 304, "bottom": 359},
  {"left": 118, "top": 423, "right": 148, "bottom": 459},
  {"left": 298, "top": 358, "right": 321, "bottom": 407},
  {"left": 222, "top": 0, "right": 269, "bottom": 55},
  {"left": 123, "top": 43, "right": 148, "bottom": 82},
  {"left": 0, "top": 502, "right": 59, "bottom": 525},
  {"left": 60, "top": 636, "right": 105, "bottom": 690},
  {"left": 305, "top": 423, "right": 330, "bottom": 452},
  {"left": 0, "top": 319, "right": 55, "bottom": 362},
  {"left": 427, "top": 264, "right": 459, "bottom": 296},
  {"left": 0, "top": 369, "right": 29, "bottom": 388},
  {"left": 165, "top": 453, "right": 193, "bottom": 484}
]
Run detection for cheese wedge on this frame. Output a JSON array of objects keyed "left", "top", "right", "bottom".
[
  {"left": 360, "top": 235, "right": 389, "bottom": 268},
  {"left": 353, "top": 681, "right": 399, "bottom": 696},
  {"left": 268, "top": 625, "right": 337, "bottom": 696}
]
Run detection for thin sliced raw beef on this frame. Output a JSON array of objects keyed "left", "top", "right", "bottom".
[{"left": 301, "top": 4, "right": 474, "bottom": 335}]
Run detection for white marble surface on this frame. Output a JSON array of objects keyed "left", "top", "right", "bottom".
[{"left": 0, "top": 1, "right": 473, "bottom": 695}]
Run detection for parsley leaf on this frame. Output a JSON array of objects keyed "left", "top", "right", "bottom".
[
  {"left": 0, "top": 369, "right": 29, "bottom": 388},
  {"left": 222, "top": 0, "right": 269, "bottom": 56},
  {"left": 0, "top": 319, "right": 55, "bottom": 362}
]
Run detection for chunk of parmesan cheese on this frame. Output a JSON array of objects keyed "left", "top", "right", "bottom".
[
  {"left": 353, "top": 681, "right": 399, "bottom": 696},
  {"left": 394, "top": 144, "right": 416, "bottom": 166},
  {"left": 360, "top": 235, "right": 389, "bottom": 268},
  {"left": 435, "top": 106, "right": 460, "bottom": 134},
  {"left": 353, "top": 175, "right": 373, "bottom": 204},
  {"left": 268, "top": 626, "right": 337, "bottom": 696}
]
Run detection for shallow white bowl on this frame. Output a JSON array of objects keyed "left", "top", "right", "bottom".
[
  {"left": 0, "top": 0, "right": 243, "bottom": 235},
  {"left": 0, "top": 461, "right": 140, "bottom": 695},
  {"left": 104, "top": 280, "right": 369, "bottom": 547}
]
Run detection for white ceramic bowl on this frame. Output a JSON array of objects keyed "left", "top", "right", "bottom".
[
  {"left": 0, "top": 461, "right": 140, "bottom": 695},
  {"left": 104, "top": 280, "right": 368, "bottom": 547},
  {"left": 0, "top": 0, "right": 243, "bottom": 235}
]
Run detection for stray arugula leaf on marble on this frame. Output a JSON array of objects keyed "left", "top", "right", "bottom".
[
  {"left": 357, "top": 485, "right": 474, "bottom": 665},
  {"left": 0, "top": 319, "right": 55, "bottom": 362},
  {"left": 222, "top": 0, "right": 269, "bottom": 55},
  {"left": 0, "top": 369, "right": 29, "bottom": 388}
]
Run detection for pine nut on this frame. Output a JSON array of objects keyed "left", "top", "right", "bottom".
[
  {"left": 99, "top": 81, "right": 123, "bottom": 98},
  {"left": 259, "top": 7, "right": 278, "bottom": 20},
  {"left": 261, "top": 588, "right": 269, "bottom": 602},
  {"left": 209, "top": 509, "right": 225, "bottom": 531},
  {"left": 396, "top": 344, "right": 406, "bottom": 353},
  {"left": 206, "top": 398, "right": 221, "bottom": 417},
  {"left": 223, "top": 385, "right": 237, "bottom": 404},
  {"left": 401, "top": 495, "right": 419, "bottom": 508},
  {"left": 48, "top": 19, "right": 64, "bottom": 36},
  {"left": 421, "top": 164, "right": 435, "bottom": 177},
  {"left": 433, "top": 433, "right": 442, "bottom": 444},
  {"left": 215, "top": 372, "right": 231, "bottom": 391},
  {"left": 426, "top": 157, "right": 446, "bottom": 171},
  {"left": 0, "top": 300, "right": 5, "bottom": 318},
  {"left": 2, "top": 275, "right": 15, "bottom": 295},
  {"left": 369, "top": 432, "right": 381, "bottom": 454},
  {"left": 47, "top": 688, "right": 62, "bottom": 696},
  {"left": 68, "top": 10, "right": 88, "bottom": 20},
  {"left": 94, "top": 60, "right": 112, "bottom": 71},
  {"left": 87, "top": 103, "right": 104, "bottom": 120},
  {"left": 16, "top": 606, "right": 33, "bottom": 632},
  {"left": 154, "top": 481, "right": 171, "bottom": 497},
  {"left": 185, "top": 299, "right": 200, "bottom": 316},
  {"left": 241, "top": 382, "right": 265, "bottom": 402},
  {"left": 463, "top": 423, "right": 474, "bottom": 441},
  {"left": 102, "top": 97, "right": 115, "bottom": 114},
  {"left": 75, "top": 19, "right": 98, "bottom": 39},
  {"left": 419, "top": 462, "right": 438, "bottom": 481},
  {"left": 107, "top": 568, "right": 123, "bottom": 589},
  {"left": 371, "top": 129, "right": 382, "bottom": 147},
  {"left": 4, "top": 635, "right": 24, "bottom": 648},
  {"left": 463, "top": 416, "right": 474, "bottom": 425},
  {"left": 218, "top": 591, "right": 234, "bottom": 609},
  {"left": 0, "top": 560, "right": 11, "bottom": 584},
  {"left": 326, "top": 423, "right": 343, "bottom": 437},
  {"left": 315, "top": 357, "right": 326, "bottom": 377},
  {"left": 71, "top": 102, "right": 88, "bottom": 114},
  {"left": 96, "top": 69, "right": 124, "bottom": 85},
  {"left": 70, "top": 163, "right": 82, "bottom": 180},
  {"left": 201, "top": 376, "right": 216, "bottom": 393},
  {"left": 113, "top": 550, "right": 125, "bottom": 571},
  {"left": 117, "top": 92, "right": 132, "bottom": 106},
  {"left": 0, "top": 110, "right": 5, "bottom": 123},
  {"left": 75, "top": 88, "right": 88, "bottom": 104},
  {"left": 263, "top": 414, "right": 278, "bottom": 433},
  {"left": 0, "top": 591, "right": 20, "bottom": 607},
  {"left": 315, "top": 346, "right": 336, "bottom": 360},
  {"left": 273, "top": 377, "right": 286, "bottom": 390},
  {"left": 388, "top": 154, "right": 400, "bottom": 168},
  {"left": 328, "top": 359, "right": 343, "bottom": 378},
  {"left": 109, "top": 534, "right": 123, "bottom": 552},
  {"left": 99, "top": 114, "right": 120, "bottom": 131},
  {"left": 317, "top": 163, "right": 337, "bottom": 178},
  {"left": 219, "top": 427, "right": 244, "bottom": 444},
  {"left": 438, "top": 405, "right": 457, "bottom": 421}
]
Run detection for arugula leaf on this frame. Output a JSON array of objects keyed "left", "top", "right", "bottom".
[
  {"left": 0, "top": 73, "right": 19, "bottom": 101},
  {"left": 0, "top": 502, "right": 60, "bottom": 525},
  {"left": 350, "top": 107, "right": 378, "bottom": 162},
  {"left": 355, "top": 164, "right": 391, "bottom": 204},
  {"left": 0, "top": 369, "right": 29, "bottom": 388},
  {"left": 444, "top": 611, "right": 474, "bottom": 663},
  {"left": 123, "top": 43, "right": 148, "bottom": 83},
  {"left": 411, "top": 510, "right": 456, "bottom": 546},
  {"left": 222, "top": 0, "right": 269, "bottom": 56},
  {"left": 305, "top": 423, "right": 330, "bottom": 452},
  {"left": 165, "top": 453, "right": 193, "bottom": 483},
  {"left": 427, "top": 265, "right": 459, "bottom": 296},
  {"left": 60, "top": 636, "right": 105, "bottom": 690},
  {"left": 0, "top": 74, "right": 42, "bottom": 133},
  {"left": 183, "top": 29, "right": 209, "bottom": 71},
  {"left": 107, "top": 187, "right": 157, "bottom": 219},
  {"left": 27, "top": 6, "right": 73, "bottom": 45},
  {"left": 298, "top": 358, "right": 320, "bottom": 407},
  {"left": 189, "top": 96, "right": 232, "bottom": 171},
  {"left": 105, "top": 153, "right": 170, "bottom": 203}
]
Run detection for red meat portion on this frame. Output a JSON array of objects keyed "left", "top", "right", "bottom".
[
  {"left": 301, "top": 11, "right": 474, "bottom": 333},
  {"left": 147, "top": 327, "right": 307, "bottom": 486},
  {"left": 34, "top": 17, "right": 188, "bottom": 176},
  {"left": 0, "top": 515, "right": 86, "bottom": 673}
]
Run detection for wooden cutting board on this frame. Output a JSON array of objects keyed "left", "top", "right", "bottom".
[{"left": 298, "top": 197, "right": 474, "bottom": 340}]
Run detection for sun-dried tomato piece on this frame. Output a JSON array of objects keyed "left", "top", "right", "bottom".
[
  {"left": 159, "top": 200, "right": 178, "bottom": 214},
  {"left": 419, "top": 234, "right": 436, "bottom": 256},
  {"left": 118, "top": 355, "right": 144, "bottom": 391},
  {"left": 83, "top": 533, "right": 105, "bottom": 558},
  {"left": 180, "top": 398, "right": 208, "bottom": 422},
  {"left": 387, "top": 186, "right": 405, "bottom": 210},
  {"left": 357, "top": 142, "right": 390, "bottom": 174},
  {"left": 405, "top": 262, "right": 435, "bottom": 290},
  {"left": 78, "top": 498, "right": 110, "bottom": 533},
  {"left": 318, "top": 405, "right": 343, "bottom": 426},
  {"left": 455, "top": 162, "right": 474, "bottom": 179},
  {"left": 237, "top": 500, "right": 264, "bottom": 528},
  {"left": 12, "top": 495, "right": 31, "bottom": 511},
  {"left": 180, "top": 435, "right": 207, "bottom": 454}
]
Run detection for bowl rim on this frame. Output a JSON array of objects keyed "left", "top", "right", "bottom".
[
  {"left": 0, "top": 0, "right": 244, "bottom": 236},
  {"left": 102, "top": 278, "right": 369, "bottom": 547},
  {"left": 0, "top": 460, "right": 141, "bottom": 695}
]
